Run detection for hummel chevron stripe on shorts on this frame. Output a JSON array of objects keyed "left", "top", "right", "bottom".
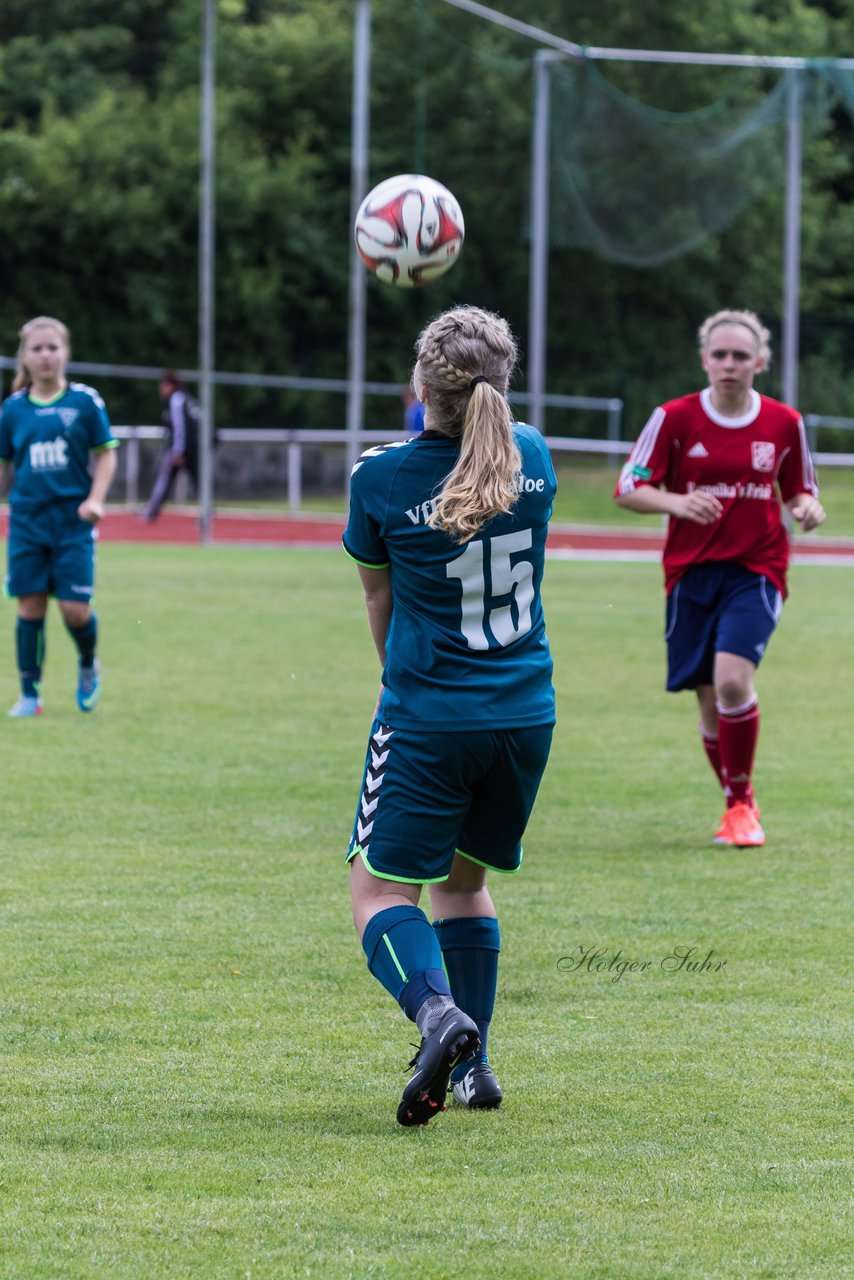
[{"left": 353, "top": 723, "right": 394, "bottom": 855}]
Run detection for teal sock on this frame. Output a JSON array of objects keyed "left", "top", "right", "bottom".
[
  {"left": 16, "top": 616, "right": 45, "bottom": 698},
  {"left": 433, "top": 916, "right": 500, "bottom": 1079},
  {"left": 362, "top": 905, "right": 452, "bottom": 1022},
  {"left": 65, "top": 613, "right": 97, "bottom": 668}
]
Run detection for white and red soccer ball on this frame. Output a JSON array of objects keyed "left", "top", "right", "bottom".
[{"left": 354, "top": 174, "right": 465, "bottom": 288}]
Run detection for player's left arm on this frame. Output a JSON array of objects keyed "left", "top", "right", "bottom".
[
  {"left": 780, "top": 417, "right": 825, "bottom": 532},
  {"left": 786, "top": 491, "right": 825, "bottom": 532},
  {"left": 78, "top": 444, "right": 118, "bottom": 524}
]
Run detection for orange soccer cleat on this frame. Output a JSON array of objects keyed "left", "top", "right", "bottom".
[{"left": 714, "top": 800, "right": 765, "bottom": 848}]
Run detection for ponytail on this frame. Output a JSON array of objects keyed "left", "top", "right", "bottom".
[
  {"left": 413, "top": 306, "right": 520, "bottom": 543},
  {"left": 429, "top": 380, "right": 521, "bottom": 542}
]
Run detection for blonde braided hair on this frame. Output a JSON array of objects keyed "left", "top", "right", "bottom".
[{"left": 413, "top": 306, "right": 521, "bottom": 543}]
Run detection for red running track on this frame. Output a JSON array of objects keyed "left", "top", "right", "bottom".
[{"left": 3, "top": 508, "right": 854, "bottom": 563}]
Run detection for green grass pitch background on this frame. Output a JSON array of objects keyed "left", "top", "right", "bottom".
[{"left": 1, "top": 543, "right": 851, "bottom": 1279}]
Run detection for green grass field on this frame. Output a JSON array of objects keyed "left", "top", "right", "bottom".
[{"left": 1, "top": 545, "right": 851, "bottom": 1280}]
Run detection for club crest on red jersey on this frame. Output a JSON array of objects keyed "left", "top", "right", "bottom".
[{"left": 751, "top": 441, "right": 775, "bottom": 472}]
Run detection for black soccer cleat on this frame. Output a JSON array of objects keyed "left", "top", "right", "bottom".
[
  {"left": 451, "top": 1061, "right": 503, "bottom": 1110},
  {"left": 397, "top": 1007, "right": 481, "bottom": 1127}
]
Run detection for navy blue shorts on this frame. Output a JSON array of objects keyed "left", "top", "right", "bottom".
[
  {"left": 5, "top": 504, "right": 97, "bottom": 602},
  {"left": 664, "top": 561, "right": 782, "bottom": 692},
  {"left": 346, "top": 720, "right": 554, "bottom": 883}
]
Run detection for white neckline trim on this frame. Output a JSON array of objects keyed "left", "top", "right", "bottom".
[{"left": 700, "top": 386, "right": 761, "bottom": 428}]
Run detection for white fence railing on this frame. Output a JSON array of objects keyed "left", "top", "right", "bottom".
[
  {"left": 112, "top": 426, "right": 853, "bottom": 512},
  {"left": 805, "top": 413, "right": 854, "bottom": 441}
]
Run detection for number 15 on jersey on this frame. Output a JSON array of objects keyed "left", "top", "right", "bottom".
[{"left": 446, "top": 530, "right": 535, "bottom": 650}]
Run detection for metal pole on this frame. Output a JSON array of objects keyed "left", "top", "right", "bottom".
[
  {"left": 781, "top": 68, "right": 802, "bottom": 410},
  {"left": 345, "top": 0, "right": 371, "bottom": 482},
  {"left": 436, "top": 0, "right": 854, "bottom": 68},
  {"left": 287, "top": 440, "right": 302, "bottom": 513},
  {"left": 439, "top": 0, "right": 583, "bottom": 58},
  {"left": 606, "top": 399, "right": 622, "bottom": 468},
  {"left": 198, "top": 0, "right": 216, "bottom": 542},
  {"left": 527, "top": 50, "right": 554, "bottom": 434},
  {"left": 126, "top": 435, "right": 140, "bottom": 505}
]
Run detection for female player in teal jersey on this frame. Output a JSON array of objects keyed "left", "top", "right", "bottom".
[
  {"left": 343, "top": 305, "right": 557, "bottom": 1126},
  {"left": 0, "top": 316, "right": 118, "bottom": 716}
]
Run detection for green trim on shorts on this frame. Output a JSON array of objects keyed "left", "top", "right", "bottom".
[
  {"left": 347, "top": 845, "right": 449, "bottom": 885},
  {"left": 456, "top": 846, "right": 524, "bottom": 874}
]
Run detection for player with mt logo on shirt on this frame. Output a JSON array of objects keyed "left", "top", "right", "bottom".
[
  {"left": 615, "top": 308, "right": 825, "bottom": 848},
  {"left": 0, "top": 316, "right": 118, "bottom": 716}
]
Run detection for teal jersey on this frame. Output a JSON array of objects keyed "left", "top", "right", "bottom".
[
  {"left": 0, "top": 382, "right": 118, "bottom": 513},
  {"left": 343, "top": 424, "right": 557, "bottom": 731}
]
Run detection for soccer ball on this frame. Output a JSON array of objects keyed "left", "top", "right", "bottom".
[{"left": 354, "top": 174, "right": 464, "bottom": 288}]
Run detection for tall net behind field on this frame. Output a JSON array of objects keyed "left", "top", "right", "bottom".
[
  {"left": 547, "top": 62, "right": 838, "bottom": 268},
  {"left": 820, "top": 63, "right": 854, "bottom": 120}
]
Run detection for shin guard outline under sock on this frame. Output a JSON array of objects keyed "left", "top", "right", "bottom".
[
  {"left": 361, "top": 904, "right": 452, "bottom": 1022},
  {"left": 16, "top": 616, "right": 45, "bottom": 698}
]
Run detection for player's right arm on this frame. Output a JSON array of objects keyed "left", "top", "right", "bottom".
[
  {"left": 0, "top": 404, "right": 11, "bottom": 477},
  {"left": 357, "top": 564, "right": 392, "bottom": 666},
  {"left": 614, "top": 403, "right": 722, "bottom": 525},
  {"left": 615, "top": 483, "right": 722, "bottom": 525},
  {"left": 0, "top": 416, "right": 10, "bottom": 488}
]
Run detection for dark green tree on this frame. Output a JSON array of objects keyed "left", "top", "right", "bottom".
[{"left": 0, "top": 0, "right": 851, "bottom": 437}]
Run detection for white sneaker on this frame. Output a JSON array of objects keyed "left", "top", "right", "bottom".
[{"left": 9, "top": 695, "right": 43, "bottom": 717}]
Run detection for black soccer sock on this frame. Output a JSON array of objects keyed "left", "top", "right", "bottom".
[
  {"left": 433, "top": 915, "right": 500, "bottom": 1069},
  {"left": 16, "top": 616, "right": 45, "bottom": 698},
  {"left": 65, "top": 613, "right": 98, "bottom": 668}
]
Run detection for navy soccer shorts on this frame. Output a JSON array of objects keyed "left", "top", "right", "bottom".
[
  {"left": 664, "top": 561, "right": 782, "bottom": 692},
  {"left": 6, "top": 504, "right": 97, "bottom": 602},
  {"left": 346, "top": 720, "right": 554, "bottom": 883}
]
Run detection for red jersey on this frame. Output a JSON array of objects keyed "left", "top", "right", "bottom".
[{"left": 616, "top": 388, "right": 818, "bottom": 597}]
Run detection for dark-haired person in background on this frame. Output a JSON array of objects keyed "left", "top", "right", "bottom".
[{"left": 143, "top": 370, "right": 200, "bottom": 520}]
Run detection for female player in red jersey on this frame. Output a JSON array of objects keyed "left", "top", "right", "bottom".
[{"left": 614, "top": 309, "right": 825, "bottom": 848}]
